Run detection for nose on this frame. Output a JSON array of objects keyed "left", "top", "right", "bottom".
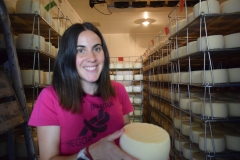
[{"left": 86, "top": 51, "right": 97, "bottom": 62}]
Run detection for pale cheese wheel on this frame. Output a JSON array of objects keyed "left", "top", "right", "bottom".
[
  {"left": 175, "top": 92, "right": 188, "bottom": 101},
  {"left": 190, "top": 100, "right": 203, "bottom": 114},
  {"left": 202, "top": 101, "right": 228, "bottom": 118},
  {"left": 197, "top": 35, "right": 224, "bottom": 51},
  {"left": 187, "top": 41, "right": 198, "bottom": 55},
  {"left": 124, "top": 86, "right": 133, "bottom": 92},
  {"left": 178, "top": 46, "right": 187, "bottom": 58},
  {"left": 170, "top": 25, "right": 176, "bottom": 36},
  {"left": 224, "top": 132, "right": 240, "bottom": 151},
  {"left": 124, "top": 75, "right": 133, "bottom": 80},
  {"left": 177, "top": 19, "right": 187, "bottom": 32},
  {"left": 191, "top": 70, "right": 202, "bottom": 84},
  {"left": 181, "top": 121, "right": 201, "bottom": 136},
  {"left": 198, "top": 133, "right": 225, "bottom": 152},
  {"left": 17, "top": 34, "right": 45, "bottom": 51},
  {"left": 170, "top": 49, "right": 177, "bottom": 60},
  {"left": 193, "top": 0, "right": 220, "bottom": 18},
  {"left": 134, "top": 74, "right": 143, "bottom": 80},
  {"left": 120, "top": 123, "right": 170, "bottom": 160},
  {"left": 220, "top": 0, "right": 240, "bottom": 13},
  {"left": 115, "top": 75, "right": 123, "bottom": 81},
  {"left": 227, "top": 68, "right": 240, "bottom": 83},
  {"left": 201, "top": 69, "right": 228, "bottom": 84},
  {"left": 42, "top": 71, "right": 52, "bottom": 85},
  {"left": 133, "top": 62, "right": 142, "bottom": 68},
  {"left": 183, "top": 143, "right": 199, "bottom": 160},
  {"left": 179, "top": 97, "right": 198, "bottom": 110},
  {"left": 114, "top": 62, "right": 123, "bottom": 69},
  {"left": 21, "top": 69, "right": 44, "bottom": 85},
  {"left": 180, "top": 72, "right": 190, "bottom": 83},
  {"left": 133, "top": 109, "right": 142, "bottom": 116},
  {"left": 187, "top": 12, "right": 194, "bottom": 24},
  {"left": 224, "top": 32, "right": 240, "bottom": 48},
  {"left": 133, "top": 96, "right": 142, "bottom": 104},
  {"left": 173, "top": 116, "right": 190, "bottom": 129},
  {"left": 109, "top": 63, "right": 114, "bottom": 69},
  {"left": 16, "top": 0, "right": 45, "bottom": 16},
  {"left": 174, "top": 136, "right": 188, "bottom": 152},
  {"left": 110, "top": 75, "right": 114, "bottom": 80},
  {"left": 123, "top": 62, "right": 133, "bottom": 68},
  {"left": 133, "top": 85, "right": 143, "bottom": 92},
  {"left": 45, "top": 41, "right": 52, "bottom": 54},
  {"left": 228, "top": 101, "right": 240, "bottom": 117},
  {"left": 191, "top": 127, "right": 210, "bottom": 143},
  {"left": 193, "top": 152, "right": 206, "bottom": 160},
  {"left": 172, "top": 72, "right": 179, "bottom": 83}
]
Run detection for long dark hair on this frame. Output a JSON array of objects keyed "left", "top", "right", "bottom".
[{"left": 52, "top": 22, "right": 115, "bottom": 113}]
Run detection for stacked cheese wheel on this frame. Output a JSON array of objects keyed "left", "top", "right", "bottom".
[{"left": 120, "top": 123, "right": 170, "bottom": 160}]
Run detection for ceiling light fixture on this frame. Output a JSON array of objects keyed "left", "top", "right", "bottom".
[{"left": 142, "top": 21, "right": 150, "bottom": 26}]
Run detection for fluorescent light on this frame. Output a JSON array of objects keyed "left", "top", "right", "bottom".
[{"left": 142, "top": 21, "right": 149, "bottom": 26}]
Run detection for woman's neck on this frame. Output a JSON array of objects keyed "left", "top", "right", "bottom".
[{"left": 81, "top": 80, "right": 98, "bottom": 95}]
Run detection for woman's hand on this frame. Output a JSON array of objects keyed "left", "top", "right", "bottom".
[{"left": 88, "top": 128, "right": 137, "bottom": 160}]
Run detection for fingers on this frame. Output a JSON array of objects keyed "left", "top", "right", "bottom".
[{"left": 105, "top": 128, "right": 124, "bottom": 141}]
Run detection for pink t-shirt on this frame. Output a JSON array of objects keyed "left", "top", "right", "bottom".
[{"left": 28, "top": 81, "right": 133, "bottom": 155}]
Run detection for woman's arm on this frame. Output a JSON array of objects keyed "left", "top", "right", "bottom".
[
  {"left": 123, "top": 114, "right": 130, "bottom": 125},
  {"left": 37, "top": 126, "right": 78, "bottom": 160}
]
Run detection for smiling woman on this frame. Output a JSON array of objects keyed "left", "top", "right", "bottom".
[{"left": 28, "top": 22, "right": 136, "bottom": 160}]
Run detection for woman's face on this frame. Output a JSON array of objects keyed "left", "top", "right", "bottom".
[{"left": 76, "top": 30, "right": 105, "bottom": 83}]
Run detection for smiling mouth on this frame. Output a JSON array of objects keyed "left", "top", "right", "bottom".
[{"left": 84, "top": 66, "right": 97, "bottom": 71}]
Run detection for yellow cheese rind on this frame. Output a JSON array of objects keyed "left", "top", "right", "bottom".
[{"left": 120, "top": 123, "right": 170, "bottom": 160}]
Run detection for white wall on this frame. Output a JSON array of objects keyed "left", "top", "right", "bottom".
[{"left": 103, "top": 33, "right": 155, "bottom": 58}]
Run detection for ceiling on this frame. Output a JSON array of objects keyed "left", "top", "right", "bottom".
[{"left": 67, "top": 0, "right": 193, "bottom": 35}]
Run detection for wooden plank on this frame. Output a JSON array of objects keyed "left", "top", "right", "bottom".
[
  {"left": 0, "top": 101, "right": 24, "bottom": 134},
  {"left": 0, "top": 72, "right": 14, "bottom": 98}
]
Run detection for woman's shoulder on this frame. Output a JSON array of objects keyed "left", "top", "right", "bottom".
[
  {"left": 111, "top": 80, "right": 124, "bottom": 89},
  {"left": 40, "top": 85, "right": 57, "bottom": 97}
]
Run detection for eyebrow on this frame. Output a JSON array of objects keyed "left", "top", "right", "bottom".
[{"left": 76, "top": 43, "right": 102, "bottom": 48}]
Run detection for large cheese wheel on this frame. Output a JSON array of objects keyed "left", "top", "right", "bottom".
[
  {"left": 110, "top": 75, "right": 114, "bottom": 80},
  {"left": 114, "top": 62, "right": 123, "bottom": 69},
  {"left": 173, "top": 116, "right": 191, "bottom": 129},
  {"left": 21, "top": 69, "right": 44, "bottom": 85},
  {"left": 178, "top": 46, "right": 187, "bottom": 58},
  {"left": 133, "top": 96, "right": 142, "bottom": 104},
  {"left": 191, "top": 127, "right": 210, "bottom": 143},
  {"left": 224, "top": 33, "right": 240, "bottom": 48},
  {"left": 124, "top": 75, "right": 133, "bottom": 80},
  {"left": 177, "top": 19, "right": 187, "bottom": 32},
  {"left": 175, "top": 92, "right": 188, "bottom": 102},
  {"left": 198, "top": 133, "right": 225, "bottom": 152},
  {"left": 170, "top": 25, "right": 176, "bottom": 36},
  {"left": 190, "top": 100, "right": 203, "bottom": 114},
  {"left": 197, "top": 35, "right": 224, "bottom": 51},
  {"left": 224, "top": 132, "right": 240, "bottom": 151},
  {"left": 16, "top": 0, "right": 45, "bottom": 16},
  {"left": 227, "top": 68, "right": 240, "bottom": 83},
  {"left": 202, "top": 101, "right": 228, "bottom": 118},
  {"left": 187, "top": 12, "right": 194, "bottom": 24},
  {"left": 191, "top": 70, "right": 202, "bottom": 84},
  {"left": 183, "top": 143, "right": 199, "bottom": 160},
  {"left": 43, "top": 71, "right": 52, "bottom": 85},
  {"left": 201, "top": 69, "right": 228, "bottom": 84},
  {"left": 133, "top": 85, "right": 143, "bottom": 92},
  {"left": 170, "top": 49, "right": 177, "bottom": 60},
  {"left": 193, "top": 0, "right": 220, "bottom": 18},
  {"left": 220, "top": 0, "right": 240, "bottom": 13},
  {"left": 120, "top": 123, "right": 170, "bottom": 160},
  {"left": 174, "top": 136, "right": 188, "bottom": 152},
  {"left": 181, "top": 121, "right": 201, "bottom": 136},
  {"left": 187, "top": 41, "right": 198, "bottom": 55},
  {"left": 179, "top": 97, "right": 198, "bottom": 110},
  {"left": 17, "top": 34, "right": 45, "bottom": 51},
  {"left": 123, "top": 62, "right": 133, "bottom": 68},
  {"left": 228, "top": 101, "right": 240, "bottom": 117},
  {"left": 180, "top": 72, "right": 190, "bottom": 84},
  {"left": 133, "top": 62, "right": 142, "bottom": 68},
  {"left": 134, "top": 74, "right": 143, "bottom": 80}
]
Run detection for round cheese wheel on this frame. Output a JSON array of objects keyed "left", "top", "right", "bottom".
[
  {"left": 202, "top": 101, "right": 228, "bottom": 118},
  {"left": 181, "top": 121, "right": 201, "bottom": 136},
  {"left": 198, "top": 133, "right": 225, "bottom": 152},
  {"left": 179, "top": 97, "right": 198, "bottom": 110},
  {"left": 17, "top": 34, "right": 46, "bottom": 51},
  {"left": 123, "top": 62, "right": 133, "bottom": 68},
  {"left": 42, "top": 71, "right": 52, "bottom": 85},
  {"left": 173, "top": 116, "right": 190, "bottom": 129},
  {"left": 124, "top": 75, "right": 133, "bottom": 80},
  {"left": 170, "top": 25, "right": 176, "bottom": 36},
  {"left": 175, "top": 92, "right": 188, "bottom": 102},
  {"left": 180, "top": 72, "right": 190, "bottom": 84},
  {"left": 133, "top": 62, "right": 142, "bottom": 68},
  {"left": 178, "top": 46, "right": 187, "bottom": 58},
  {"left": 227, "top": 68, "right": 240, "bottom": 83},
  {"left": 134, "top": 74, "right": 143, "bottom": 80},
  {"left": 133, "top": 109, "right": 142, "bottom": 116},
  {"left": 133, "top": 96, "right": 142, "bottom": 104},
  {"left": 187, "top": 41, "right": 198, "bottom": 55},
  {"left": 174, "top": 136, "right": 188, "bottom": 152},
  {"left": 224, "top": 132, "right": 240, "bottom": 151},
  {"left": 191, "top": 127, "right": 210, "bottom": 143},
  {"left": 183, "top": 143, "right": 199, "bottom": 160},
  {"left": 177, "top": 19, "right": 187, "bottom": 32},
  {"left": 197, "top": 35, "right": 224, "bottom": 51},
  {"left": 16, "top": 0, "right": 45, "bottom": 16},
  {"left": 191, "top": 70, "right": 202, "bottom": 84},
  {"left": 133, "top": 85, "right": 143, "bottom": 92},
  {"left": 227, "top": 101, "right": 240, "bottom": 117},
  {"left": 220, "top": 0, "right": 240, "bottom": 13},
  {"left": 201, "top": 69, "right": 228, "bottom": 84},
  {"left": 224, "top": 32, "right": 240, "bottom": 48},
  {"left": 21, "top": 69, "right": 44, "bottom": 85},
  {"left": 187, "top": 12, "right": 194, "bottom": 24},
  {"left": 110, "top": 75, "right": 114, "bottom": 80},
  {"left": 193, "top": 152, "right": 206, "bottom": 160},
  {"left": 190, "top": 100, "right": 203, "bottom": 114},
  {"left": 170, "top": 49, "right": 177, "bottom": 60},
  {"left": 193, "top": 0, "right": 220, "bottom": 18},
  {"left": 109, "top": 63, "right": 114, "bottom": 69},
  {"left": 120, "top": 123, "right": 170, "bottom": 160},
  {"left": 114, "top": 63, "right": 123, "bottom": 69},
  {"left": 115, "top": 75, "right": 123, "bottom": 81}
]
